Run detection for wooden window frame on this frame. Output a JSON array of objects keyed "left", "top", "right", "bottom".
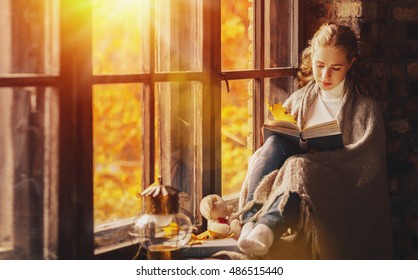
[
  {"left": 0, "top": 0, "right": 63, "bottom": 260},
  {"left": 219, "top": 0, "right": 303, "bottom": 199},
  {"left": 93, "top": 0, "right": 212, "bottom": 256},
  {"left": 0, "top": 0, "right": 303, "bottom": 259},
  {"left": 220, "top": 0, "right": 302, "bottom": 152},
  {"left": 94, "top": 0, "right": 304, "bottom": 258}
]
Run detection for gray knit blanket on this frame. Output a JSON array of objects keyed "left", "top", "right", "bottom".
[{"left": 228, "top": 79, "right": 393, "bottom": 260}]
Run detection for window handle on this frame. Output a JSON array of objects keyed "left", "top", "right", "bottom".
[{"left": 220, "top": 72, "right": 230, "bottom": 93}]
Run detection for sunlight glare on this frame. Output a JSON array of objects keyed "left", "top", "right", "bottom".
[
  {"left": 92, "top": 0, "right": 153, "bottom": 74},
  {"left": 92, "top": 0, "right": 152, "bottom": 21}
]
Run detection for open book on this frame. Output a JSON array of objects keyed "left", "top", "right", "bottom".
[{"left": 263, "top": 119, "right": 343, "bottom": 152}]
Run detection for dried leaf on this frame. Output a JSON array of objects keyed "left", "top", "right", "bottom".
[{"left": 268, "top": 102, "right": 296, "bottom": 123}]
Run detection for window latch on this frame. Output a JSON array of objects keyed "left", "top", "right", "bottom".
[{"left": 220, "top": 73, "right": 230, "bottom": 93}]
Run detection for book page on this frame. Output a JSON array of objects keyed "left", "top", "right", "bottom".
[
  {"left": 302, "top": 119, "right": 339, "bottom": 132},
  {"left": 301, "top": 119, "right": 341, "bottom": 139},
  {"left": 264, "top": 125, "right": 301, "bottom": 138},
  {"left": 264, "top": 120, "right": 300, "bottom": 131}
]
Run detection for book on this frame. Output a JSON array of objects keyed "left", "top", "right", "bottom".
[{"left": 263, "top": 119, "right": 344, "bottom": 152}]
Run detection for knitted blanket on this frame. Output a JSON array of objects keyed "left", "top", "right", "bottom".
[{"left": 232, "top": 79, "right": 393, "bottom": 260}]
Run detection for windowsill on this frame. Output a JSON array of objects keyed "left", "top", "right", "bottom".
[
  {"left": 180, "top": 238, "right": 239, "bottom": 259},
  {"left": 94, "top": 192, "right": 241, "bottom": 259},
  {"left": 94, "top": 218, "right": 137, "bottom": 255},
  {"left": 95, "top": 240, "right": 137, "bottom": 256}
]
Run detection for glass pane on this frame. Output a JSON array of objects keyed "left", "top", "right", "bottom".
[
  {"left": 0, "top": 0, "right": 60, "bottom": 75},
  {"left": 93, "top": 84, "right": 144, "bottom": 225},
  {"left": 92, "top": 0, "right": 150, "bottom": 74},
  {"left": 264, "top": 77, "right": 295, "bottom": 122},
  {"left": 0, "top": 87, "right": 58, "bottom": 259},
  {"left": 221, "top": 0, "right": 253, "bottom": 70},
  {"left": 155, "top": 0, "right": 202, "bottom": 72},
  {"left": 156, "top": 81, "right": 202, "bottom": 225},
  {"left": 265, "top": 0, "right": 295, "bottom": 68},
  {"left": 221, "top": 80, "right": 252, "bottom": 196}
]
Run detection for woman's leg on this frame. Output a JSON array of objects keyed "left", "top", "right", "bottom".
[
  {"left": 239, "top": 135, "right": 297, "bottom": 254},
  {"left": 259, "top": 192, "right": 301, "bottom": 235},
  {"left": 242, "top": 135, "right": 297, "bottom": 223},
  {"left": 239, "top": 192, "right": 301, "bottom": 256}
]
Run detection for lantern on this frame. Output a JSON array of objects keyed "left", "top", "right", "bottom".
[{"left": 132, "top": 177, "right": 192, "bottom": 259}]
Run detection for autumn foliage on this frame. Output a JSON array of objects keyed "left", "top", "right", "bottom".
[
  {"left": 221, "top": 2, "right": 252, "bottom": 196},
  {"left": 93, "top": 0, "right": 252, "bottom": 224}
]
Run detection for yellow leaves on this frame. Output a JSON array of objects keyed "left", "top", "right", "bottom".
[
  {"left": 268, "top": 102, "right": 296, "bottom": 123},
  {"left": 93, "top": 165, "right": 142, "bottom": 224},
  {"left": 162, "top": 223, "right": 179, "bottom": 237},
  {"left": 221, "top": 103, "right": 251, "bottom": 196},
  {"left": 222, "top": 16, "right": 246, "bottom": 42},
  {"left": 195, "top": 230, "right": 234, "bottom": 240},
  {"left": 93, "top": 84, "right": 144, "bottom": 224},
  {"left": 221, "top": 2, "right": 251, "bottom": 70}
]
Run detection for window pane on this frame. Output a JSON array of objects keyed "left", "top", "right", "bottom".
[
  {"left": 265, "top": 0, "right": 296, "bottom": 68},
  {"left": 155, "top": 0, "right": 202, "bottom": 72},
  {"left": 221, "top": 80, "right": 252, "bottom": 196},
  {"left": 0, "top": 0, "right": 60, "bottom": 75},
  {"left": 0, "top": 87, "right": 58, "bottom": 259},
  {"left": 156, "top": 81, "right": 202, "bottom": 225},
  {"left": 264, "top": 77, "right": 295, "bottom": 121},
  {"left": 221, "top": 0, "right": 253, "bottom": 70},
  {"left": 93, "top": 84, "right": 144, "bottom": 225},
  {"left": 92, "top": 0, "right": 150, "bottom": 74}
]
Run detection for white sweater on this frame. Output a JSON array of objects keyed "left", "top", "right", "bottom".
[{"left": 304, "top": 79, "right": 345, "bottom": 129}]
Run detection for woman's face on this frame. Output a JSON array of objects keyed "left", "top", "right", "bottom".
[{"left": 312, "top": 44, "right": 354, "bottom": 91}]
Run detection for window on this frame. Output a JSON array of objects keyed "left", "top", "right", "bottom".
[
  {"left": 0, "top": 0, "right": 300, "bottom": 259},
  {"left": 0, "top": 0, "right": 60, "bottom": 259},
  {"left": 220, "top": 0, "right": 300, "bottom": 196},
  {"left": 92, "top": 0, "right": 204, "bottom": 254}
]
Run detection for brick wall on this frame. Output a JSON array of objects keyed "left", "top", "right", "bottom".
[
  {"left": 387, "top": 0, "right": 418, "bottom": 260},
  {"left": 303, "top": 0, "right": 418, "bottom": 259}
]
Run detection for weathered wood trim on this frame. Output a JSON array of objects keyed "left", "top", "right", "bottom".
[{"left": 58, "top": 0, "right": 93, "bottom": 259}]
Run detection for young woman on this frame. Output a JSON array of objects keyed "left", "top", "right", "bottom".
[{"left": 235, "top": 22, "right": 393, "bottom": 259}]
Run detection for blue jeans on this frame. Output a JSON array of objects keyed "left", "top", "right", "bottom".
[{"left": 243, "top": 135, "right": 300, "bottom": 235}]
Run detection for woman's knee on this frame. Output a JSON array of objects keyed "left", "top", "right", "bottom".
[
  {"left": 262, "top": 135, "right": 281, "bottom": 152},
  {"left": 264, "top": 135, "right": 281, "bottom": 147},
  {"left": 261, "top": 135, "right": 292, "bottom": 156}
]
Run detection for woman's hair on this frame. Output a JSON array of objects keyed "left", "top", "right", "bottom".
[{"left": 298, "top": 22, "right": 370, "bottom": 95}]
